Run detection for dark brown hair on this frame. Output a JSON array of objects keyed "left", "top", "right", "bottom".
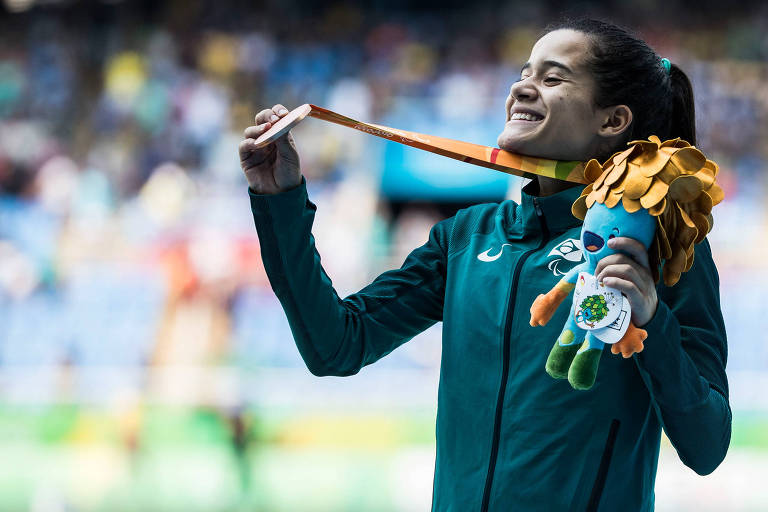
[{"left": 545, "top": 18, "right": 696, "bottom": 160}]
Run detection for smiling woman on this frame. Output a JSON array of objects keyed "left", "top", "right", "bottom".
[
  {"left": 497, "top": 30, "right": 628, "bottom": 165},
  {"left": 241, "top": 16, "right": 729, "bottom": 512}
]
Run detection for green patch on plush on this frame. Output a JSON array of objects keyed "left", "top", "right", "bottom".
[
  {"left": 568, "top": 348, "right": 603, "bottom": 390},
  {"left": 545, "top": 337, "right": 582, "bottom": 379}
]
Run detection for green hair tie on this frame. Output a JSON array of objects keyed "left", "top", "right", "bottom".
[{"left": 661, "top": 58, "right": 671, "bottom": 74}]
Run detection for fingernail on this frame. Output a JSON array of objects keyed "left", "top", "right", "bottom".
[{"left": 278, "top": 108, "right": 288, "bottom": 115}]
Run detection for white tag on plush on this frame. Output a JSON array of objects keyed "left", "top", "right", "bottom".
[
  {"left": 591, "top": 295, "right": 632, "bottom": 344},
  {"left": 573, "top": 272, "right": 624, "bottom": 330}
]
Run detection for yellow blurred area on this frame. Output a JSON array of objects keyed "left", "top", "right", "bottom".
[
  {"left": 200, "top": 33, "right": 240, "bottom": 78},
  {"left": 105, "top": 52, "right": 147, "bottom": 107},
  {"left": 278, "top": 415, "right": 413, "bottom": 449}
]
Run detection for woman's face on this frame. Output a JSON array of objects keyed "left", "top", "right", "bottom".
[{"left": 497, "top": 29, "right": 610, "bottom": 161}]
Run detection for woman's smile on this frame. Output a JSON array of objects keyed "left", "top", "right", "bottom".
[
  {"left": 497, "top": 29, "right": 610, "bottom": 161},
  {"left": 508, "top": 106, "right": 545, "bottom": 123}
]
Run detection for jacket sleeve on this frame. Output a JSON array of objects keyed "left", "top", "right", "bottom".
[
  {"left": 634, "top": 238, "right": 731, "bottom": 475},
  {"left": 249, "top": 178, "right": 450, "bottom": 377}
]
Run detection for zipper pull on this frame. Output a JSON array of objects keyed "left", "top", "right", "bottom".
[{"left": 533, "top": 197, "right": 543, "bottom": 217}]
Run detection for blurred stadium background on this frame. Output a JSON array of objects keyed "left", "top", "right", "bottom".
[{"left": 0, "top": 0, "right": 767, "bottom": 510}]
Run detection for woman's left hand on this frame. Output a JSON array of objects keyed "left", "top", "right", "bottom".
[{"left": 594, "top": 237, "right": 658, "bottom": 327}]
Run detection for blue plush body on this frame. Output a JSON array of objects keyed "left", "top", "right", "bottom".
[{"left": 543, "top": 202, "right": 656, "bottom": 389}]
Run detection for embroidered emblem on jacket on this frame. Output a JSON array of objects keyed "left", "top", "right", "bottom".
[{"left": 547, "top": 238, "right": 583, "bottom": 276}]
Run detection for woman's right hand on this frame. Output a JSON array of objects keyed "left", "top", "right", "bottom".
[{"left": 240, "top": 104, "right": 302, "bottom": 194}]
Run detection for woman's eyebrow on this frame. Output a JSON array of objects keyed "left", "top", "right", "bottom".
[{"left": 520, "top": 60, "right": 574, "bottom": 74}]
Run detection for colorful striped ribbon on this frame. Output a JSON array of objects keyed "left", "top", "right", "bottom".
[{"left": 256, "top": 104, "right": 588, "bottom": 184}]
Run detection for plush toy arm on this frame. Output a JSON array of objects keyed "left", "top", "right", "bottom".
[
  {"left": 529, "top": 264, "right": 585, "bottom": 327},
  {"left": 529, "top": 279, "right": 575, "bottom": 327},
  {"left": 611, "top": 321, "right": 647, "bottom": 358},
  {"left": 560, "top": 264, "right": 584, "bottom": 285}
]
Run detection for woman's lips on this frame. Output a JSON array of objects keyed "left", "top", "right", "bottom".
[
  {"left": 506, "top": 118, "right": 544, "bottom": 124},
  {"left": 505, "top": 114, "right": 545, "bottom": 127}
]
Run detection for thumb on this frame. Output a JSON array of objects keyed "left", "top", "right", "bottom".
[{"left": 275, "top": 131, "right": 299, "bottom": 166}]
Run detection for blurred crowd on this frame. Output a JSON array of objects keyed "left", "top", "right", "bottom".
[{"left": 0, "top": 0, "right": 767, "bottom": 401}]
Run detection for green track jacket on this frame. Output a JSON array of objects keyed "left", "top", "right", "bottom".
[{"left": 249, "top": 177, "right": 731, "bottom": 512}]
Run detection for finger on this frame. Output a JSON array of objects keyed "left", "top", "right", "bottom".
[
  {"left": 243, "top": 122, "right": 272, "bottom": 140},
  {"left": 599, "top": 266, "right": 653, "bottom": 298},
  {"left": 594, "top": 253, "right": 640, "bottom": 278},
  {"left": 607, "top": 237, "right": 650, "bottom": 269},
  {"left": 600, "top": 276, "right": 642, "bottom": 305},
  {"left": 274, "top": 130, "right": 299, "bottom": 165},
  {"left": 238, "top": 138, "right": 259, "bottom": 161},
  {"left": 255, "top": 108, "right": 276, "bottom": 124},
  {"left": 239, "top": 138, "right": 275, "bottom": 166},
  {"left": 272, "top": 104, "right": 289, "bottom": 116},
  {"left": 596, "top": 263, "right": 645, "bottom": 288}
]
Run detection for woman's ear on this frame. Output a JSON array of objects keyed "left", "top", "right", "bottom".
[{"left": 598, "top": 105, "right": 633, "bottom": 137}]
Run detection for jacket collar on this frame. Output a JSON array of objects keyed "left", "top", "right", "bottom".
[{"left": 519, "top": 180, "right": 585, "bottom": 234}]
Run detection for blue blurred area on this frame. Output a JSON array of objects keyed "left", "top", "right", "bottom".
[
  {"left": 231, "top": 287, "right": 298, "bottom": 368},
  {"left": 380, "top": 116, "right": 514, "bottom": 200},
  {"left": 0, "top": 0, "right": 763, "bottom": 403},
  {"left": 0, "top": 0, "right": 763, "bottom": 396}
]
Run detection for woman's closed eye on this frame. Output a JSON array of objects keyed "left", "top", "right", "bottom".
[{"left": 516, "top": 74, "right": 563, "bottom": 85}]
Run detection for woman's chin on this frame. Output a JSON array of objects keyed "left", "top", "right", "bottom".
[
  {"left": 497, "top": 131, "right": 575, "bottom": 160},
  {"left": 497, "top": 131, "right": 531, "bottom": 154}
]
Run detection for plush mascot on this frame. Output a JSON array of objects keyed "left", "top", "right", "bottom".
[{"left": 529, "top": 136, "right": 724, "bottom": 390}]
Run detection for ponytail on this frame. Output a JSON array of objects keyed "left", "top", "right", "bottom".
[{"left": 668, "top": 63, "right": 697, "bottom": 146}]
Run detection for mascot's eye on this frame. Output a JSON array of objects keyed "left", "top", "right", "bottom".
[{"left": 608, "top": 234, "right": 616, "bottom": 240}]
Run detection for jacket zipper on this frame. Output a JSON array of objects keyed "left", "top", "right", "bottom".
[
  {"left": 480, "top": 197, "right": 549, "bottom": 512},
  {"left": 585, "top": 419, "right": 621, "bottom": 512}
]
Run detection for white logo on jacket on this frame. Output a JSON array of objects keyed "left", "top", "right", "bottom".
[
  {"left": 477, "top": 238, "right": 583, "bottom": 276},
  {"left": 476, "top": 244, "right": 514, "bottom": 262},
  {"left": 547, "top": 238, "right": 583, "bottom": 275}
]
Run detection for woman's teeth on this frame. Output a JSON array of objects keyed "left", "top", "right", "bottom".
[{"left": 510, "top": 112, "right": 543, "bottom": 121}]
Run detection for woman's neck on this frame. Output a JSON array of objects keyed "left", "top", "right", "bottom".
[{"left": 530, "top": 176, "right": 583, "bottom": 197}]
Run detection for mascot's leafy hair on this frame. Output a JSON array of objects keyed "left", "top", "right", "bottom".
[{"left": 572, "top": 136, "right": 724, "bottom": 286}]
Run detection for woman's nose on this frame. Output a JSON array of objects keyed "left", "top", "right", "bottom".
[{"left": 510, "top": 77, "right": 539, "bottom": 102}]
